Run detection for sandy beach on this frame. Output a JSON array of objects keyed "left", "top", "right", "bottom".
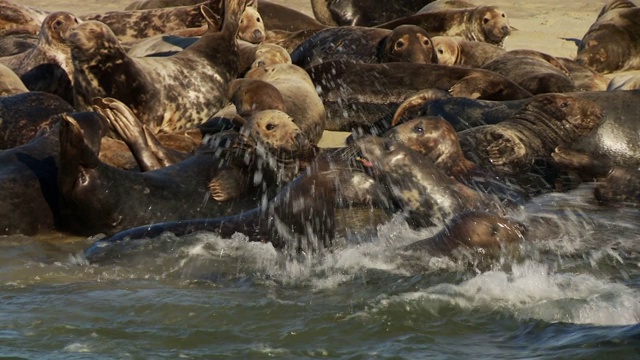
[{"left": 18, "top": 0, "right": 606, "bottom": 60}]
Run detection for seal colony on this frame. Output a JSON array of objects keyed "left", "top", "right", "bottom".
[{"left": 1, "top": 0, "right": 640, "bottom": 264}]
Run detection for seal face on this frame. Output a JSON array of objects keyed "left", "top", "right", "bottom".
[
  {"left": 68, "top": 0, "right": 244, "bottom": 133},
  {"left": 432, "top": 36, "right": 506, "bottom": 67},
  {"left": 576, "top": 2, "right": 640, "bottom": 73}
]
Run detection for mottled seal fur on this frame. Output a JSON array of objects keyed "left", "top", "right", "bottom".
[
  {"left": 307, "top": 60, "right": 532, "bottom": 132},
  {"left": 576, "top": 0, "right": 640, "bottom": 73},
  {"left": 290, "top": 25, "right": 438, "bottom": 69},
  {"left": 311, "top": 0, "right": 434, "bottom": 27},
  {"left": 458, "top": 94, "right": 605, "bottom": 176},
  {"left": 69, "top": 0, "right": 245, "bottom": 133},
  {"left": 377, "top": 5, "right": 512, "bottom": 47},
  {"left": 0, "top": 0, "right": 48, "bottom": 36}
]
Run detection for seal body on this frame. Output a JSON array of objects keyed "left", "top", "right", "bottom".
[
  {"left": 432, "top": 36, "right": 506, "bottom": 67},
  {"left": 458, "top": 94, "right": 604, "bottom": 176},
  {"left": 291, "top": 25, "right": 437, "bottom": 69},
  {"left": 0, "top": 63, "right": 27, "bottom": 96},
  {"left": 377, "top": 6, "right": 512, "bottom": 47},
  {"left": 307, "top": 60, "right": 532, "bottom": 132},
  {"left": 246, "top": 63, "right": 326, "bottom": 144},
  {"left": 69, "top": 0, "right": 244, "bottom": 133},
  {"left": 0, "top": 0, "right": 48, "bottom": 36},
  {"left": 311, "top": 0, "right": 434, "bottom": 27},
  {"left": 576, "top": 1, "right": 640, "bottom": 73},
  {"left": 0, "top": 91, "right": 74, "bottom": 149}
]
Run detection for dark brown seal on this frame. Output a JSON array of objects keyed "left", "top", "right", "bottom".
[
  {"left": 0, "top": 111, "right": 108, "bottom": 236},
  {"left": 376, "top": 6, "right": 512, "bottom": 47},
  {"left": 403, "top": 210, "right": 526, "bottom": 255},
  {"left": 69, "top": 0, "right": 245, "bottom": 133},
  {"left": 576, "top": 1, "right": 640, "bottom": 73},
  {"left": 552, "top": 146, "right": 640, "bottom": 206},
  {"left": 307, "top": 60, "right": 532, "bottom": 131},
  {"left": 458, "top": 93, "right": 605, "bottom": 176},
  {"left": 290, "top": 25, "right": 438, "bottom": 69},
  {"left": 0, "top": 91, "right": 74, "bottom": 150},
  {"left": 481, "top": 50, "right": 577, "bottom": 94},
  {"left": 310, "top": 0, "right": 434, "bottom": 27}
]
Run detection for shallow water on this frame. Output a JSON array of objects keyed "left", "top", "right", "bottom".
[{"left": 1, "top": 185, "right": 640, "bottom": 359}]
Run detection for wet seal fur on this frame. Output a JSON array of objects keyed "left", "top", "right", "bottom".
[
  {"left": 576, "top": 0, "right": 640, "bottom": 73},
  {"left": 57, "top": 100, "right": 315, "bottom": 236},
  {"left": 403, "top": 210, "right": 526, "bottom": 255},
  {"left": 310, "top": 0, "right": 434, "bottom": 27},
  {"left": 307, "top": 60, "right": 532, "bottom": 132},
  {"left": 290, "top": 25, "right": 438, "bottom": 69},
  {"left": 458, "top": 94, "right": 605, "bottom": 176},
  {"left": 376, "top": 5, "right": 512, "bottom": 47},
  {"left": 68, "top": 0, "right": 245, "bottom": 133}
]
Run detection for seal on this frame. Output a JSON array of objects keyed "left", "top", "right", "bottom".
[
  {"left": 355, "top": 135, "right": 500, "bottom": 228},
  {"left": 0, "top": 63, "right": 27, "bottom": 96},
  {"left": 556, "top": 57, "right": 610, "bottom": 91},
  {"left": 0, "top": 32, "right": 38, "bottom": 57},
  {"left": 403, "top": 210, "right": 526, "bottom": 255},
  {"left": 310, "top": 0, "right": 434, "bottom": 27},
  {"left": 457, "top": 93, "right": 605, "bottom": 176},
  {"left": 417, "top": 0, "right": 474, "bottom": 13},
  {"left": 246, "top": 63, "right": 326, "bottom": 144},
  {"left": 307, "top": 60, "right": 532, "bottom": 132},
  {"left": 0, "top": 111, "right": 108, "bottom": 236},
  {"left": 258, "top": 0, "right": 327, "bottom": 32},
  {"left": 376, "top": 5, "right": 512, "bottom": 47},
  {"left": 576, "top": 1, "right": 640, "bottom": 73},
  {"left": 290, "top": 25, "right": 438, "bottom": 69},
  {"left": 432, "top": 35, "right": 506, "bottom": 67},
  {"left": 552, "top": 146, "right": 640, "bottom": 206},
  {"left": 79, "top": 0, "right": 221, "bottom": 43},
  {"left": 480, "top": 50, "right": 577, "bottom": 94},
  {"left": 68, "top": 0, "right": 244, "bottom": 133},
  {"left": 57, "top": 102, "right": 316, "bottom": 236},
  {"left": 0, "top": 0, "right": 48, "bottom": 36},
  {"left": 0, "top": 12, "right": 78, "bottom": 104},
  {"left": 0, "top": 91, "right": 74, "bottom": 150},
  {"left": 607, "top": 73, "right": 640, "bottom": 91}
]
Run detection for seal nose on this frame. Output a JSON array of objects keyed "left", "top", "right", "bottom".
[
  {"left": 294, "top": 133, "right": 309, "bottom": 149},
  {"left": 253, "top": 29, "right": 265, "bottom": 43},
  {"left": 501, "top": 25, "right": 511, "bottom": 36}
]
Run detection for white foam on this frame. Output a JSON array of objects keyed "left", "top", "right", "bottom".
[{"left": 376, "top": 261, "right": 640, "bottom": 326}]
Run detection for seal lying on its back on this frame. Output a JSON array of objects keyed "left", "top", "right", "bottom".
[
  {"left": 576, "top": 0, "right": 640, "bottom": 73},
  {"left": 69, "top": 0, "right": 245, "bottom": 133},
  {"left": 376, "top": 5, "right": 512, "bottom": 47},
  {"left": 290, "top": 25, "right": 437, "bottom": 69}
]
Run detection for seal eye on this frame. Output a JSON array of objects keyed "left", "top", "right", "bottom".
[
  {"left": 53, "top": 19, "right": 64, "bottom": 28},
  {"left": 395, "top": 40, "right": 405, "bottom": 50},
  {"left": 560, "top": 102, "right": 569, "bottom": 108},
  {"left": 438, "top": 48, "right": 444, "bottom": 54},
  {"left": 413, "top": 125, "right": 424, "bottom": 134},
  {"left": 502, "top": 13, "right": 506, "bottom": 18},
  {"left": 483, "top": 18, "right": 490, "bottom": 24},
  {"left": 256, "top": 17, "right": 261, "bottom": 23},
  {"left": 266, "top": 123, "right": 276, "bottom": 131}
]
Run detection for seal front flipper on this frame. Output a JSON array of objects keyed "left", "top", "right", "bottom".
[
  {"left": 92, "top": 97, "right": 187, "bottom": 171},
  {"left": 208, "top": 168, "right": 248, "bottom": 202}
]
